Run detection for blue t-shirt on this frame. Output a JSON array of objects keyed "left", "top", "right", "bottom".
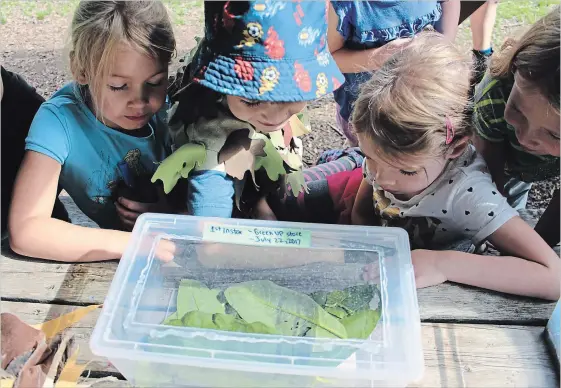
[
  {"left": 25, "top": 82, "right": 171, "bottom": 229},
  {"left": 332, "top": 1, "right": 442, "bottom": 121}
]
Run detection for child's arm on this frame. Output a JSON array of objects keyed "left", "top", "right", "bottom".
[
  {"left": 9, "top": 151, "right": 133, "bottom": 262},
  {"left": 187, "top": 170, "right": 235, "bottom": 217},
  {"left": 534, "top": 189, "right": 560, "bottom": 247},
  {"left": 351, "top": 178, "right": 377, "bottom": 226},
  {"left": 434, "top": 0, "right": 461, "bottom": 41},
  {"left": 423, "top": 216, "right": 560, "bottom": 300},
  {"left": 327, "top": 3, "right": 411, "bottom": 73}
]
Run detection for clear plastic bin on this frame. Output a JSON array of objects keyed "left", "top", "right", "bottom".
[{"left": 90, "top": 214, "right": 423, "bottom": 387}]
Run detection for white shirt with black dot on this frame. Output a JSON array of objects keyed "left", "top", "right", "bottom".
[{"left": 362, "top": 145, "right": 519, "bottom": 247}]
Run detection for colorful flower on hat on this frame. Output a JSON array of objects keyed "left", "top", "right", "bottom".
[
  {"left": 298, "top": 27, "right": 320, "bottom": 47},
  {"left": 234, "top": 57, "right": 255, "bottom": 81},
  {"left": 293, "top": 62, "right": 311, "bottom": 92},
  {"left": 238, "top": 22, "right": 263, "bottom": 48},
  {"left": 264, "top": 26, "right": 285, "bottom": 59},
  {"left": 253, "top": 0, "right": 286, "bottom": 17},
  {"left": 259, "top": 66, "right": 280, "bottom": 95},
  {"left": 315, "top": 73, "right": 328, "bottom": 98},
  {"left": 316, "top": 51, "right": 330, "bottom": 67}
]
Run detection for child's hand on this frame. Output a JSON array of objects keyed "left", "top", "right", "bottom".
[
  {"left": 155, "top": 238, "right": 176, "bottom": 263},
  {"left": 251, "top": 197, "right": 277, "bottom": 221},
  {"left": 115, "top": 196, "right": 172, "bottom": 231},
  {"left": 410, "top": 249, "right": 447, "bottom": 288},
  {"left": 362, "top": 249, "right": 447, "bottom": 288}
]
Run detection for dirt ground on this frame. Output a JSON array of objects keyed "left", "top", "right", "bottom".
[{"left": 1, "top": 4, "right": 558, "bottom": 212}]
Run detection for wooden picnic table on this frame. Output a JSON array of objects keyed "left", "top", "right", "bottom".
[{"left": 1, "top": 195, "right": 559, "bottom": 387}]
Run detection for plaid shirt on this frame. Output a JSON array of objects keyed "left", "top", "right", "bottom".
[{"left": 472, "top": 73, "right": 559, "bottom": 183}]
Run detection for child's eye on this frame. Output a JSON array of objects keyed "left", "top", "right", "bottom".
[
  {"left": 241, "top": 100, "right": 262, "bottom": 107},
  {"left": 399, "top": 170, "right": 418, "bottom": 176},
  {"left": 547, "top": 130, "right": 560, "bottom": 140},
  {"left": 146, "top": 80, "right": 164, "bottom": 87},
  {"left": 109, "top": 84, "right": 126, "bottom": 91}
]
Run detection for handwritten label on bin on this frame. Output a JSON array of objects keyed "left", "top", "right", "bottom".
[{"left": 203, "top": 223, "right": 311, "bottom": 248}]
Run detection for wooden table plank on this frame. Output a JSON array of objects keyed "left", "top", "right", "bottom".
[
  {"left": 417, "top": 324, "right": 558, "bottom": 388},
  {"left": 2, "top": 301, "right": 557, "bottom": 387},
  {"left": 2, "top": 251, "right": 555, "bottom": 323}
]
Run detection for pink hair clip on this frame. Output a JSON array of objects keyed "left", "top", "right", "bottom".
[{"left": 445, "top": 116, "right": 455, "bottom": 145}]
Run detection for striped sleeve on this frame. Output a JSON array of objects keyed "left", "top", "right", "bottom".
[{"left": 472, "top": 75, "right": 510, "bottom": 143}]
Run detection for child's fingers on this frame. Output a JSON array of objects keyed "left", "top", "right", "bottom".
[
  {"left": 118, "top": 197, "right": 150, "bottom": 213},
  {"left": 115, "top": 201, "right": 140, "bottom": 222},
  {"left": 155, "top": 239, "right": 176, "bottom": 262}
]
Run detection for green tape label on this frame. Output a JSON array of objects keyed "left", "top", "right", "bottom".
[{"left": 203, "top": 222, "right": 311, "bottom": 248}]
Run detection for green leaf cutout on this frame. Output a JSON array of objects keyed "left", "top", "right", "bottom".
[
  {"left": 151, "top": 143, "right": 207, "bottom": 194},
  {"left": 286, "top": 170, "right": 308, "bottom": 196},
  {"left": 252, "top": 134, "right": 287, "bottom": 183},
  {"left": 224, "top": 280, "right": 347, "bottom": 339},
  {"left": 176, "top": 279, "right": 225, "bottom": 319},
  {"left": 340, "top": 309, "right": 381, "bottom": 340}
]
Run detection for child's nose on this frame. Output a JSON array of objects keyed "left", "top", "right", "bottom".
[
  {"left": 130, "top": 86, "right": 150, "bottom": 106},
  {"left": 375, "top": 169, "right": 396, "bottom": 187},
  {"left": 515, "top": 126, "right": 538, "bottom": 148},
  {"left": 263, "top": 105, "right": 291, "bottom": 124}
]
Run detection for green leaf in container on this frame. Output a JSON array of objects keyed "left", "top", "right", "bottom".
[
  {"left": 166, "top": 319, "right": 184, "bottom": 327},
  {"left": 309, "top": 291, "right": 328, "bottom": 307},
  {"left": 213, "top": 313, "right": 277, "bottom": 334},
  {"left": 176, "top": 279, "right": 225, "bottom": 318},
  {"left": 338, "top": 285, "right": 377, "bottom": 313},
  {"left": 313, "top": 284, "right": 376, "bottom": 316},
  {"left": 325, "top": 306, "right": 348, "bottom": 319},
  {"left": 340, "top": 309, "right": 381, "bottom": 340},
  {"left": 181, "top": 311, "right": 217, "bottom": 329},
  {"left": 162, "top": 312, "right": 179, "bottom": 325},
  {"left": 325, "top": 290, "right": 347, "bottom": 307},
  {"left": 179, "top": 311, "right": 278, "bottom": 335},
  {"left": 224, "top": 280, "right": 347, "bottom": 339}
]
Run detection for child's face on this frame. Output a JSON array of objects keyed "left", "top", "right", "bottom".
[
  {"left": 95, "top": 44, "right": 168, "bottom": 130},
  {"left": 358, "top": 133, "right": 448, "bottom": 200},
  {"left": 226, "top": 95, "right": 306, "bottom": 133},
  {"left": 504, "top": 72, "right": 560, "bottom": 157}
]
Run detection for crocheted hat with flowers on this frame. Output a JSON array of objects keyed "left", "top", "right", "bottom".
[{"left": 189, "top": 0, "right": 345, "bottom": 102}]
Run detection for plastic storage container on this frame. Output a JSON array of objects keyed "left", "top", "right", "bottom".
[{"left": 90, "top": 214, "right": 423, "bottom": 387}]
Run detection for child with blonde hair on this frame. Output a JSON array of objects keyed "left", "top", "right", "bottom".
[
  {"left": 9, "top": 1, "right": 177, "bottom": 262},
  {"left": 276, "top": 32, "right": 559, "bottom": 300}
]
